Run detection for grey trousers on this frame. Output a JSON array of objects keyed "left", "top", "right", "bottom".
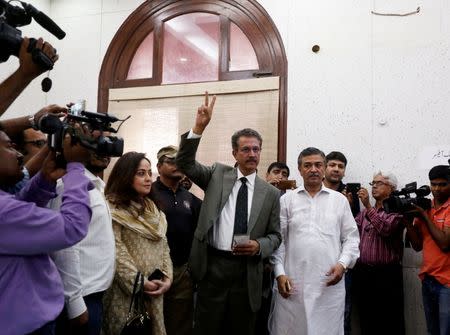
[{"left": 193, "top": 249, "right": 256, "bottom": 335}]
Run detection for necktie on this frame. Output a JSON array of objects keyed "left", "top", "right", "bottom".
[{"left": 234, "top": 177, "right": 248, "bottom": 234}]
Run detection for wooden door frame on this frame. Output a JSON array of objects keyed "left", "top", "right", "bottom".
[{"left": 98, "top": 0, "right": 288, "bottom": 160}]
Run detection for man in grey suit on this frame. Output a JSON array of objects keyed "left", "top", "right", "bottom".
[{"left": 176, "top": 93, "right": 282, "bottom": 335}]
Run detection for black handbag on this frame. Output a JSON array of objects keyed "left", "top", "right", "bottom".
[{"left": 120, "top": 272, "right": 152, "bottom": 335}]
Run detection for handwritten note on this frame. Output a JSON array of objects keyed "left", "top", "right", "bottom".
[{"left": 418, "top": 146, "right": 450, "bottom": 169}]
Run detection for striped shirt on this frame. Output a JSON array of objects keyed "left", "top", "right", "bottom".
[{"left": 355, "top": 207, "right": 404, "bottom": 265}]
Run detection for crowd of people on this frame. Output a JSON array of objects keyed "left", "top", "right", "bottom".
[{"left": 1, "top": 37, "right": 449, "bottom": 335}]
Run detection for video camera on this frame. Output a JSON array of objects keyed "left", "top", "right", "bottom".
[
  {"left": 383, "top": 182, "right": 431, "bottom": 214},
  {"left": 0, "top": 0, "right": 65, "bottom": 69},
  {"left": 38, "top": 103, "right": 126, "bottom": 158}
]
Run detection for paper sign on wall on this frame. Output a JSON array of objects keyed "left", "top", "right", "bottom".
[{"left": 418, "top": 146, "right": 450, "bottom": 170}]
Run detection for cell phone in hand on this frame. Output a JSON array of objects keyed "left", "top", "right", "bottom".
[
  {"left": 148, "top": 269, "right": 164, "bottom": 281},
  {"left": 232, "top": 234, "right": 250, "bottom": 247},
  {"left": 346, "top": 183, "right": 361, "bottom": 194},
  {"left": 277, "top": 180, "right": 297, "bottom": 190}
]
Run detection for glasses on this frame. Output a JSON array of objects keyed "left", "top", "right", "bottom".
[
  {"left": 430, "top": 181, "right": 449, "bottom": 188},
  {"left": 369, "top": 180, "right": 390, "bottom": 187},
  {"left": 239, "top": 146, "right": 261, "bottom": 154},
  {"left": 24, "top": 139, "right": 47, "bottom": 148}
]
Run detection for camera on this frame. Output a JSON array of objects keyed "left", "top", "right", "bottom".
[
  {"left": 383, "top": 182, "right": 432, "bottom": 214},
  {"left": 39, "top": 105, "right": 126, "bottom": 158},
  {"left": 0, "top": 0, "right": 65, "bottom": 69}
]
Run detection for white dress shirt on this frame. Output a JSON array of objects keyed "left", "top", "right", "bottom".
[
  {"left": 210, "top": 169, "right": 256, "bottom": 250},
  {"left": 188, "top": 129, "right": 256, "bottom": 251},
  {"left": 50, "top": 169, "right": 115, "bottom": 319}
]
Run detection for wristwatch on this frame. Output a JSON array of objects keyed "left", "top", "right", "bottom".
[{"left": 28, "top": 114, "right": 38, "bottom": 130}]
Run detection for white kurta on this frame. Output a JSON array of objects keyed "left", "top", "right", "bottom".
[{"left": 269, "top": 186, "right": 360, "bottom": 335}]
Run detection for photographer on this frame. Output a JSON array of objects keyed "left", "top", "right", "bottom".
[
  {"left": 405, "top": 165, "right": 450, "bottom": 335},
  {"left": 353, "top": 171, "right": 405, "bottom": 335},
  {"left": 51, "top": 149, "right": 115, "bottom": 335},
  {"left": 265, "top": 161, "right": 290, "bottom": 190},
  {"left": 0, "top": 37, "right": 58, "bottom": 116},
  {"left": 0, "top": 104, "right": 67, "bottom": 194},
  {"left": 0, "top": 104, "right": 66, "bottom": 139},
  {"left": 0, "top": 128, "right": 94, "bottom": 335}
]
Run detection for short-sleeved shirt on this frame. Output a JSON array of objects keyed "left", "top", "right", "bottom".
[{"left": 414, "top": 198, "right": 450, "bottom": 286}]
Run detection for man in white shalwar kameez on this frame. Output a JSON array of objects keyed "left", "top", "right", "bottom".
[{"left": 270, "top": 147, "right": 360, "bottom": 335}]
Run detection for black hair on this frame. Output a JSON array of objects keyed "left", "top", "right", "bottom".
[
  {"left": 267, "top": 162, "right": 290, "bottom": 177},
  {"left": 325, "top": 151, "right": 347, "bottom": 166},
  {"left": 297, "top": 147, "right": 325, "bottom": 165},
  {"left": 429, "top": 165, "right": 450, "bottom": 181},
  {"left": 231, "top": 128, "right": 262, "bottom": 150}
]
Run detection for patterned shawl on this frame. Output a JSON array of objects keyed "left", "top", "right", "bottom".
[{"left": 110, "top": 198, "right": 167, "bottom": 241}]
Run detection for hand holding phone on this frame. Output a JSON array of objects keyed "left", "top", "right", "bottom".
[
  {"left": 345, "top": 183, "right": 361, "bottom": 195},
  {"left": 148, "top": 268, "right": 164, "bottom": 281},
  {"left": 277, "top": 179, "right": 297, "bottom": 190},
  {"left": 232, "top": 234, "right": 250, "bottom": 247}
]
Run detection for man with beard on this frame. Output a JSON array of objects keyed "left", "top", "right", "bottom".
[
  {"left": 50, "top": 152, "right": 115, "bottom": 335},
  {"left": 323, "top": 151, "right": 359, "bottom": 335},
  {"left": 323, "top": 151, "right": 360, "bottom": 216},
  {"left": 150, "top": 145, "right": 202, "bottom": 335},
  {"left": 270, "top": 147, "right": 359, "bottom": 335}
]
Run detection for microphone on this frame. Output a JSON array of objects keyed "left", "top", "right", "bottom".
[
  {"left": 22, "top": 2, "right": 66, "bottom": 39},
  {"left": 38, "top": 114, "right": 62, "bottom": 134}
]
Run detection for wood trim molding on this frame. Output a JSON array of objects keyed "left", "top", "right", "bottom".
[
  {"left": 98, "top": 0, "right": 288, "bottom": 161},
  {"left": 109, "top": 77, "right": 279, "bottom": 101}
]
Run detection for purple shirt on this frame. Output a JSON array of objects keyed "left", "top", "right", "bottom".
[
  {"left": 355, "top": 207, "right": 404, "bottom": 265},
  {"left": 0, "top": 162, "right": 92, "bottom": 335}
]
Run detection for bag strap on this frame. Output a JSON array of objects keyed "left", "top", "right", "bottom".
[
  {"left": 127, "top": 271, "right": 141, "bottom": 314},
  {"left": 137, "top": 272, "right": 148, "bottom": 313}
]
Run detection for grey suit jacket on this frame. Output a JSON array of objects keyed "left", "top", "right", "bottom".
[{"left": 176, "top": 131, "right": 281, "bottom": 311}]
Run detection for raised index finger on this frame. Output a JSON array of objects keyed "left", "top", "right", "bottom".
[{"left": 205, "top": 91, "right": 209, "bottom": 107}]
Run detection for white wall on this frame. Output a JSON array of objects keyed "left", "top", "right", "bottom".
[
  {"left": 0, "top": 0, "right": 51, "bottom": 115},
  {"left": 258, "top": 0, "right": 450, "bottom": 189},
  {"left": 0, "top": 0, "right": 145, "bottom": 118},
  {"left": 2, "top": 0, "right": 448, "bottom": 189}
]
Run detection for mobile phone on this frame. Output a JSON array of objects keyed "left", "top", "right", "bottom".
[
  {"left": 277, "top": 180, "right": 297, "bottom": 190},
  {"left": 232, "top": 234, "right": 250, "bottom": 247},
  {"left": 346, "top": 183, "right": 361, "bottom": 194},
  {"left": 148, "top": 269, "right": 164, "bottom": 281}
]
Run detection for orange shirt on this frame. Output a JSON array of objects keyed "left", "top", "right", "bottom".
[{"left": 414, "top": 198, "right": 450, "bottom": 286}]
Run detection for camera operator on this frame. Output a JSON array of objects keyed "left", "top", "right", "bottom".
[
  {"left": 0, "top": 37, "right": 58, "bottom": 116},
  {"left": 353, "top": 171, "right": 405, "bottom": 335},
  {"left": 0, "top": 103, "right": 66, "bottom": 139},
  {"left": 51, "top": 148, "right": 115, "bottom": 335},
  {"left": 404, "top": 165, "right": 450, "bottom": 335},
  {"left": 0, "top": 104, "right": 67, "bottom": 194},
  {"left": 0, "top": 127, "right": 94, "bottom": 335}
]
